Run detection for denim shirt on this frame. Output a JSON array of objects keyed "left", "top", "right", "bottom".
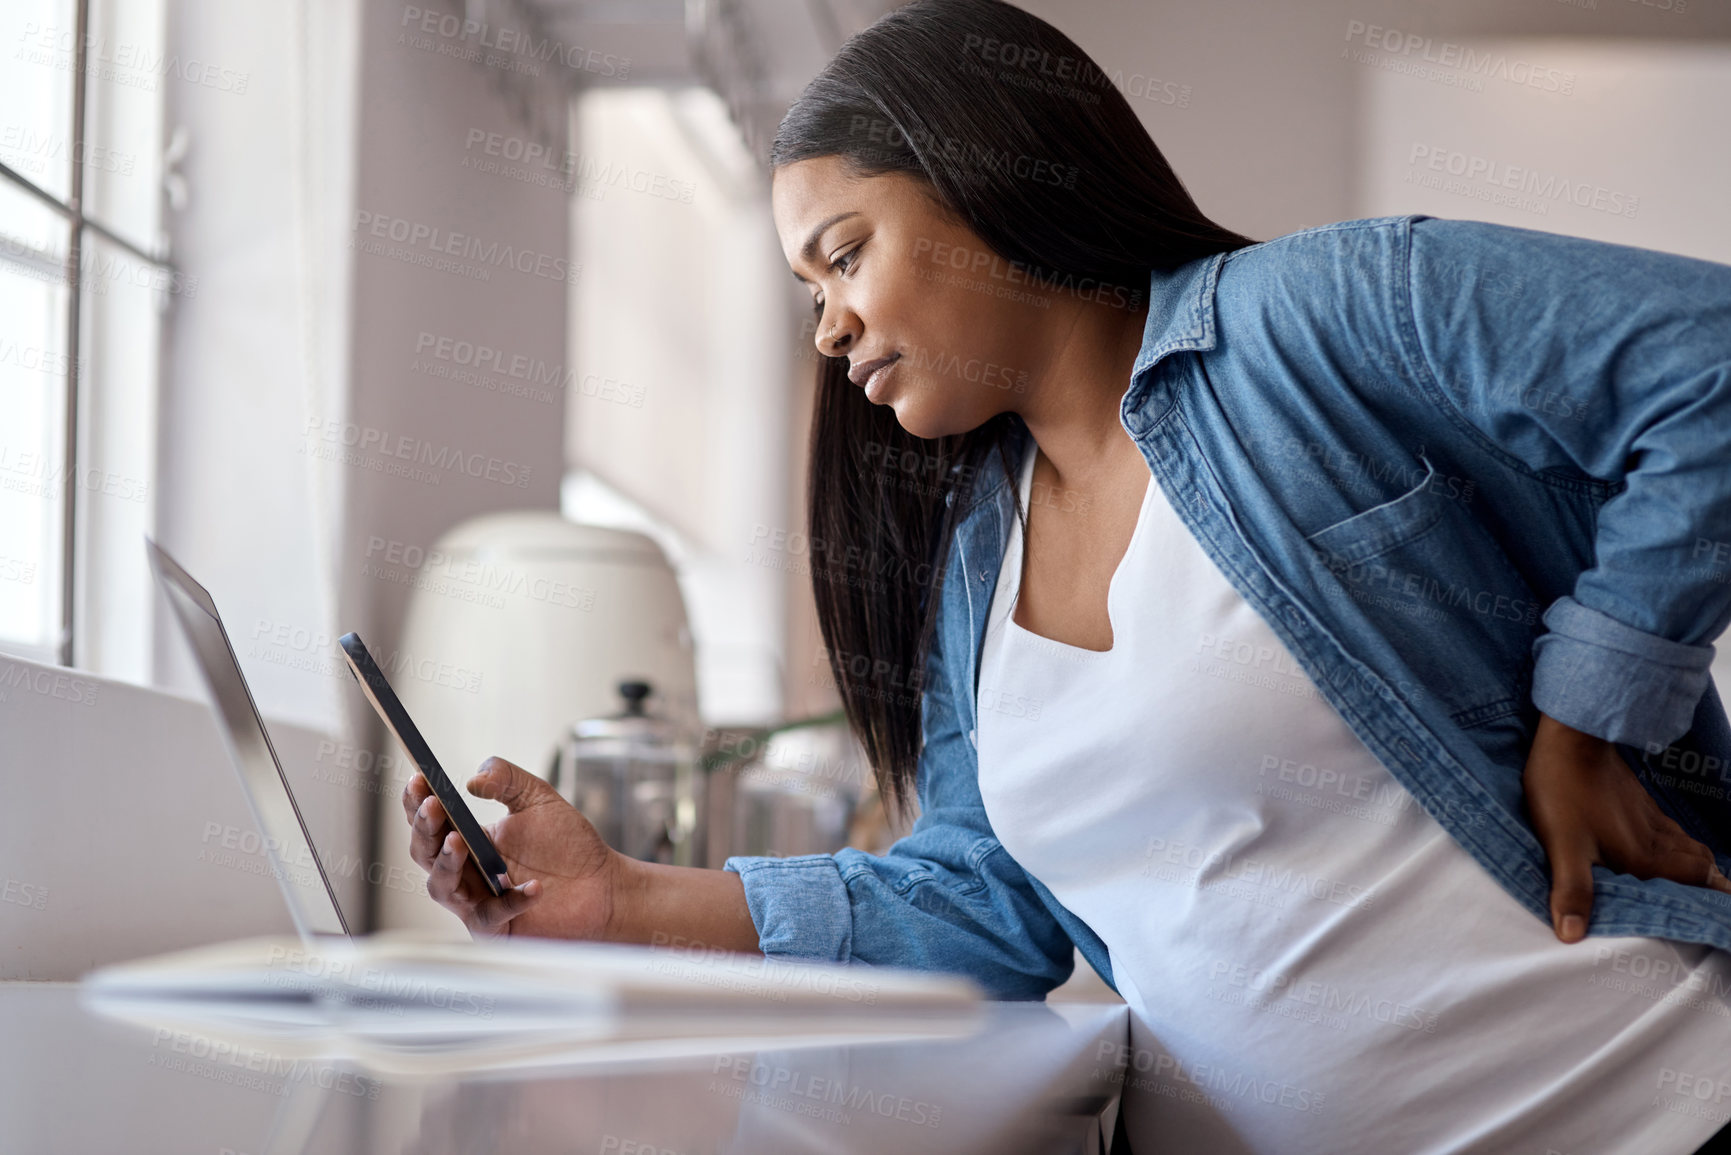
[{"left": 726, "top": 213, "right": 1731, "bottom": 1000}]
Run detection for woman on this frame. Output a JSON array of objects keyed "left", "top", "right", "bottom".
[{"left": 402, "top": 1, "right": 1731, "bottom": 1150}]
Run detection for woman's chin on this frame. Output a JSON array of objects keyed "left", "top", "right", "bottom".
[
  {"left": 892, "top": 402, "right": 986, "bottom": 442},
  {"left": 890, "top": 405, "right": 946, "bottom": 441}
]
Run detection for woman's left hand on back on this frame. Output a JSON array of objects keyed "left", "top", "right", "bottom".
[{"left": 1522, "top": 711, "right": 1731, "bottom": 943}]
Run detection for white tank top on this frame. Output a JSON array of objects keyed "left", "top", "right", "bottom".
[{"left": 976, "top": 444, "right": 1731, "bottom": 1154}]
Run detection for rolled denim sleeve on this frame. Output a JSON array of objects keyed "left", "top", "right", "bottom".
[
  {"left": 724, "top": 592, "right": 1079, "bottom": 1000},
  {"left": 725, "top": 853, "right": 855, "bottom": 961},
  {"left": 723, "top": 798, "right": 1077, "bottom": 1000},
  {"left": 1403, "top": 216, "right": 1731, "bottom": 747},
  {"left": 1530, "top": 597, "right": 1716, "bottom": 746}
]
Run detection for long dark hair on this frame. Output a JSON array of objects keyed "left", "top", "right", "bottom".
[{"left": 772, "top": 0, "right": 1257, "bottom": 816}]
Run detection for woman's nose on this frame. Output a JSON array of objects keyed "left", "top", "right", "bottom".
[{"left": 819, "top": 315, "right": 856, "bottom": 358}]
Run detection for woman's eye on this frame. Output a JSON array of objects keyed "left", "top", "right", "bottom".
[{"left": 808, "top": 245, "right": 858, "bottom": 319}]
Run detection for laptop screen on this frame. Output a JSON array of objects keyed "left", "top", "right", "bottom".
[{"left": 146, "top": 538, "right": 350, "bottom": 939}]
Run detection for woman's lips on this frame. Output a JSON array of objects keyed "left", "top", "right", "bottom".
[{"left": 850, "top": 353, "right": 900, "bottom": 400}]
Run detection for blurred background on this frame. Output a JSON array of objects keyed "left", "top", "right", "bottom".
[{"left": 3, "top": 0, "right": 1730, "bottom": 970}]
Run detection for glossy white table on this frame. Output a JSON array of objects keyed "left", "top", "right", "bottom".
[{"left": 0, "top": 984, "right": 1128, "bottom": 1154}]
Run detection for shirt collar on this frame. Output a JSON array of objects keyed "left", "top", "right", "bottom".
[{"left": 1122, "top": 251, "right": 1227, "bottom": 424}]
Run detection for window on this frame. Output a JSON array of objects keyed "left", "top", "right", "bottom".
[{"left": 0, "top": 0, "right": 169, "bottom": 670}]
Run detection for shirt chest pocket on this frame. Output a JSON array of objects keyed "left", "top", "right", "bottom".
[
  {"left": 1302, "top": 453, "right": 1449, "bottom": 563},
  {"left": 1300, "top": 453, "right": 1542, "bottom": 731}
]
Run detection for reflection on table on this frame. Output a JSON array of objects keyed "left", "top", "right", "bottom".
[{"left": 0, "top": 985, "right": 1128, "bottom": 1155}]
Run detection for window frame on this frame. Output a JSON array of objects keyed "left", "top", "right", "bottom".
[{"left": 0, "top": 0, "right": 174, "bottom": 666}]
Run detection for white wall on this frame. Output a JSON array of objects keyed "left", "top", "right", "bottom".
[
  {"left": 1357, "top": 40, "right": 1731, "bottom": 263},
  {"left": 338, "top": 0, "right": 572, "bottom": 651},
  {"left": 0, "top": 652, "right": 360, "bottom": 980},
  {"left": 565, "top": 88, "right": 791, "bottom": 725},
  {"left": 1019, "top": 1, "right": 1731, "bottom": 243},
  {"left": 1017, "top": 0, "right": 1358, "bottom": 240}
]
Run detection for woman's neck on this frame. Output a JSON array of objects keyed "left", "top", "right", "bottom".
[{"left": 1012, "top": 291, "right": 1152, "bottom": 488}]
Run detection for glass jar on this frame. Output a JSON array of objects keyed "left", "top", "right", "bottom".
[{"left": 556, "top": 680, "right": 702, "bottom": 866}]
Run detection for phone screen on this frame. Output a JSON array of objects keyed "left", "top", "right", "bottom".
[{"left": 337, "top": 631, "right": 513, "bottom": 897}]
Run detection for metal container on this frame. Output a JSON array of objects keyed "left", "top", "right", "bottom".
[
  {"left": 708, "top": 720, "right": 864, "bottom": 861},
  {"left": 556, "top": 680, "right": 703, "bottom": 866}
]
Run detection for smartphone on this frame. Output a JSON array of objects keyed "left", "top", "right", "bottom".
[{"left": 337, "top": 631, "right": 513, "bottom": 897}]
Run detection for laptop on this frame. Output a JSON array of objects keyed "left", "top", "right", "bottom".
[{"left": 146, "top": 537, "right": 352, "bottom": 941}]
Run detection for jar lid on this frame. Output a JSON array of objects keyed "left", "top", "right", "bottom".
[{"left": 572, "top": 679, "right": 679, "bottom": 744}]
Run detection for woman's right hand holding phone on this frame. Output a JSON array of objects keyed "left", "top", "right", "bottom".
[
  {"left": 402, "top": 756, "right": 762, "bottom": 953},
  {"left": 403, "top": 756, "right": 621, "bottom": 940}
]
